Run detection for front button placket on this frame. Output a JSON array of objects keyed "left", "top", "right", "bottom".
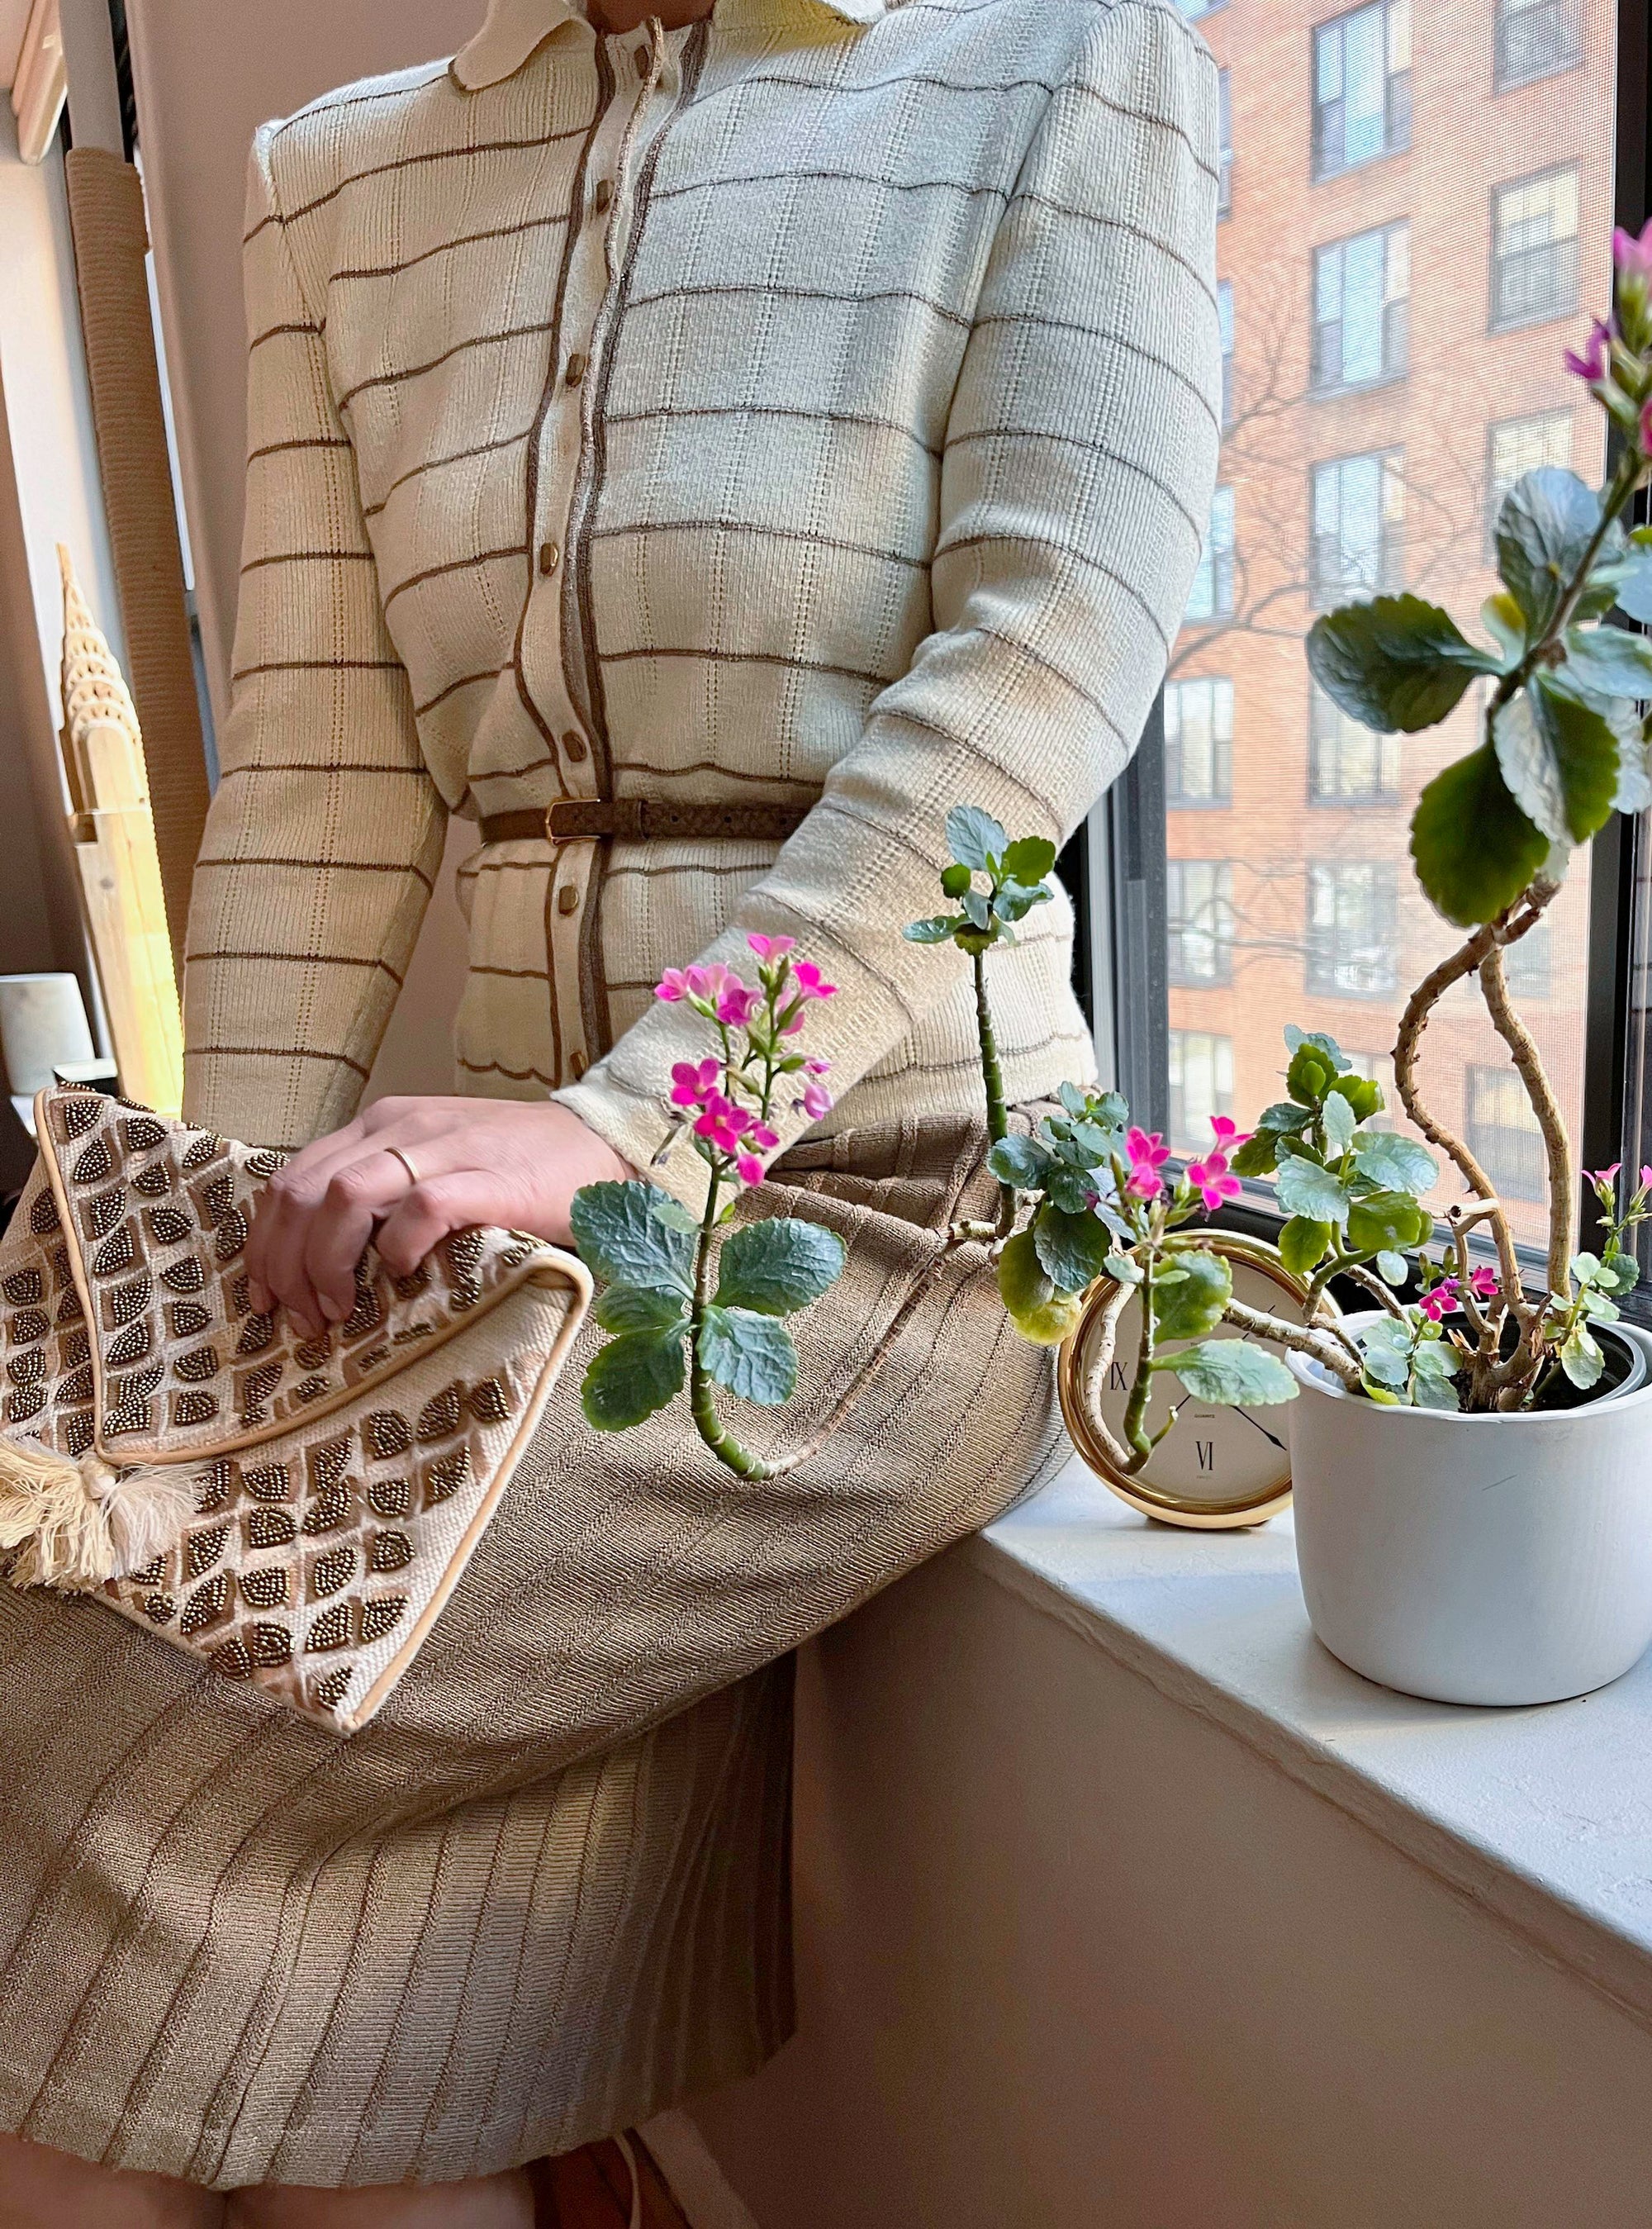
[{"left": 515, "top": 17, "right": 684, "bottom": 1086}]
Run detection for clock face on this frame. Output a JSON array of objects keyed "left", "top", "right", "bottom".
[{"left": 1063, "top": 1248, "right": 1313, "bottom": 1527}]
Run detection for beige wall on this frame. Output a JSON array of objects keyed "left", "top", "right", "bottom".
[
  {"left": 692, "top": 1547, "right": 1652, "bottom": 2229},
  {"left": 124, "top": 0, "right": 486, "bottom": 1103}
]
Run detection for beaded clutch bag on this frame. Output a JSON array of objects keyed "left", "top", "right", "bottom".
[{"left": 0, "top": 1088, "right": 590, "bottom": 1732}]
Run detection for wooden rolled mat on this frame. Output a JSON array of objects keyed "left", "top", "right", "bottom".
[{"left": 63, "top": 145, "right": 209, "bottom": 978}]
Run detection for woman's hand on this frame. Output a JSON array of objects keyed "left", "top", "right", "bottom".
[{"left": 245, "top": 1097, "right": 634, "bottom": 1337}]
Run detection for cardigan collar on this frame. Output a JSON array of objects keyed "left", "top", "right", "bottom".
[{"left": 452, "top": 0, "right": 885, "bottom": 89}]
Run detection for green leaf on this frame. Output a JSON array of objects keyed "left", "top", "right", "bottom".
[
  {"left": 1412, "top": 1371, "right": 1462, "bottom": 1412},
  {"left": 1231, "top": 1131, "right": 1281, "bottom": 1177},
  {"left": 1167, "top": 1340, "right": 1298, "bottom": 1405},
  {"left": 1045, "top": 1167, "right": 1097, "bottom": 1215},
  {"left": 714, "top": 1216, "right": 846, "bottom": 1315},
  {"left": 1411, "top": 1336, "right": 1458, "bottom": 1378},
  {"left": 988, "top": 1134, "right": 1056, "bottom": 1191},
  {"left": 1321, "top": 1090, "right": 1357, "bottom": 1157},
  {"left": 961, "top": 889, "right": 991, "bottom": 931},
  {"left": 1104, "top": 1252, "right": 1143, "bottom": 1284},
  {"left": 1481, "top": 592, "right": 1527, "bottom": 667},
  {"left": 1002, "top": 836, "right": 1057, "bottom": 886},
  {"left": 1056, "top": 1081, "right": 1090, "bottom": 1118},
  {"left": 1286, "top": 1043, "right": 1335, "bottom": 1107},
  {"left": 1611, "top": 551, "right": 1652, "bottom": 624},
  {"left": 1410, "top": 744, "right": 1549, "bottom": 928},
  {"left": 1280, "top": 1215, "right": 1332, "bottom": 1278},
  {"left": 581, "top": 1328, "right": 686, "bottom": 1430},
  {"left": 1563, "top": 624, "right": 1652, "bottom": 698},
  {"left": 1607, "top": 700, "right": 1652, "bottom": 815},
  {"left": 1328, "top": 1072, "right": 1384, "bottom": 1122},
  {"left": 595, "top": 1284, "right": 690, "bottom": 1334},
  {"left": 1032, "top": 1202, "right": 1114, "bottom": 1295},
  {"left": 993, "top": 878, "right": 1052, "bottom": 924},
  {"left": 1496, "top": 468, "right": 1604, "bottom": 632},
  {"left": 1256, "top": 1099, "right": 1314, "bottom": 1134},
  {"left": 1351, "top": 1133, "right": 1438, "bottom": 1195},
  {"left": 1307, "top": 596, "right": 1497, "bottom": 733},
  {"left": 1284, "top": 1025, "right": 1351, "bottom": 1072},
  {"left": 1152, "top": 1249, "right": 1232, "bottom": 1339},
  {"left": 1561, "top": 1324, "right": 1606, "bottom": 1390},
  {"left": 903, "top": 915, "right": 964, "bottom": 944},
  {"left": 1273, "top": 1148, "right": 1351, "bottom": 1227},
  {"left": 698, "top": 1307, "right": 799, "bottom": 1405},
  {"left": 947, "top": 805, "right": 1008, "bottom": 872},
  {"left": 572, "top": 1181, "right": 695, "bottom": 1295},
  {"left": 1571, "top": 1249, "right": 1603, "bottom": 1286},
  {"left": 1493, "top": 684, "right": 1621, "bottom": 847},
  {"left": 1347, "top": 1190, "right": 1432, "bottom": 1253},
  {"left": 940, "top": 862, "right": 973, "bottom": 899},
  {"left": 650, "top": 1195, "right": 701, "bottom": 1235},
  {"left": 1376, "top": 1249, "right": 1410, "bottom": 1286}
]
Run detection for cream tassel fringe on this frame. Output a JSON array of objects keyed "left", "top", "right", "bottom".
[{"left": 0, "top": 1435, "right": 196, "bottom": 1592}]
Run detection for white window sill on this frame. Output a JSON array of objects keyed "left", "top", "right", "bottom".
[{"left": 980, "top": 1454, "right": 1652, "bottom": 2034}]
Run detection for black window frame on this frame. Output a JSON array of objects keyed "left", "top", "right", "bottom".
[
  {"left": 1493, "top": 0, "right": 1584, "bottom": 93},
  {"left": 1310, "top": 220, "right": 1411, "bottom": 395},
  {"left": 1311, "top": 0, "right": 1413, "bottom": 183},
  {"left": 1489, "top": 161, "right": 1583, "bottom": 331}
]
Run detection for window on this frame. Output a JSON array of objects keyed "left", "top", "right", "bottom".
[
  {"left": 1313, "top": 1, "right": 1412, "bottom": 180},
  {"left": 1309, "top": 450, "right": 1404, "bottom": 606},
  {"left": 1486, "top": 410, "right": 1574, "bottom": 546},
  {"left": 1467, "top": 1064, "right": 1547, "bottom": 1200},
  {"left": 1165, "top": 677, "right": 1234, "bottom": 806},
  {"left": 1505, "top": 920, "right": 1553, "bottom": 1000},
  {"left": 1309, "top": 682, "right": 1400, "bottom": 804},
  {"left": 1312, "top": 224, "right": 1410, "bottom": 391},
  {"left": 1169, "top": 1030, "right": 1234, "bottom": 1152},
  {"left": 1495, "top": 0, "right": 1583, "bottom": 89},
  {"left": 1218, "top": 69, "right": 1232, "bottom": 217},
  {"left": 1306, "top": 862, "right": 1398, "bottom": 997},
  {"left": 1177, "top": 0, "right": 1227, "bottom": 15},
  {"left": 1218, "top": 280, "right": 1235, "bottom": 427},
  {"left": 1186, "top": 487, "right": 1236, "bottom": 622},
  {"left": 1492, "top": 165, "right": 1581, "bottom": 327},
  {"left": 1167, "top": 861, "right": 1234, "bottom": 986}
]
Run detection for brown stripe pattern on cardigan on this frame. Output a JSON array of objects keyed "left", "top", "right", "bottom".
[
  {"left": 181, "top": 0, "right": 1221, "bottom": 1200},
  {"left": 0, "top": 1114, "right": 1064, "bottom": 2187}
]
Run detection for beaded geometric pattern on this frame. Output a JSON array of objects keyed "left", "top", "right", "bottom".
[{"left": 0, "top": 1089, "right": 590, "bottom": 1731}]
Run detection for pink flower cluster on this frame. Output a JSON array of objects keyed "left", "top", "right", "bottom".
[
  {"left": 795, "top": 1057, "right": 833, "bottom": 1124},
  {"left": 655, "top": 961, "right": 762, "bottom": 1027},
  {"left": 1123, "top": 1127, "right": 1170, "bottom": 1201},
  {"left": 667, "top": 1058, "right": 781, "bottom": 1186},
  {"left": 1419, "top": 1267, "right": 1498, "bottom": 1323},
  {"left": 1565, "top": 222, "right": 1652, "bottom": 452},
  {"left": 1587, "top": 1162, "right": 1652, "bottom": 1192}
]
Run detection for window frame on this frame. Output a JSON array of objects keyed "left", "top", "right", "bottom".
[
  {"left": 1488, "top": 160, "right": 1583, "bottom": 332},
  {"left": 1493, "top": 0, "right": 1584, "bottom": 94},
  {"left": 1310, "top": 221, "right": 1412, "bottom": 396},
  {"left": 1308, "top": 446, "right": 1406, "bottom": 609},
  {"left": 1311, "top": 0, "right": 1413, "bottom": 184}
]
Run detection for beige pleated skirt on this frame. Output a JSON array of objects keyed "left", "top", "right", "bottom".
[{"left": 0, "top": 1112, "right": 1062, "bottom": 2189}]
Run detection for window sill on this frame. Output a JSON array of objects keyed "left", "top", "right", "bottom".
[
  {"left": 980, "top": 1455, "right": 1652, "bottom": 2035},
  {"left": 1489, "top": 303, "right": 1580, "bottom": 336}
]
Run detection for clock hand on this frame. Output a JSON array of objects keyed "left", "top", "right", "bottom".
[{"left": 1233, "top": 1406, "right": 1288, "bottom": 1454}]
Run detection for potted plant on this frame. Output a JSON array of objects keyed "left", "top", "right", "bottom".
[{"left": 567, "top": 222, "right": 1652, "bottom": 1707}]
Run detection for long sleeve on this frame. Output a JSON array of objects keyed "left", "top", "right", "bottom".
[
  {"left": 182, "top": 125, "right": 446, "bottom": 1148},
  {"left": 557, "top": 0, "right": 1222, "bottom": 1203}
]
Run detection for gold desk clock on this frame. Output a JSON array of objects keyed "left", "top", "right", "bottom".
[{"left": 1057, "top": 1231, "right": 1335, "bottom": 1531}]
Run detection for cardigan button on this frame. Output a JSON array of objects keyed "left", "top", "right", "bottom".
[
  {"left": 566, "top": 353, "right": 586, "bottom": 387},
  {"left": 556, "top": 882, "right": 580, "bottom": 916},
  {"left": 569, "top": 1049, "right": 589, "bottom": 1080},
  {"left": 538, "top": 541, "right": 560, "bottom": 576},
  {"left": 561, "top": 728, "right": 588, "bottom": 763},
  {"left": 593, "top": 178, "right": 613, "bottom": 214}
]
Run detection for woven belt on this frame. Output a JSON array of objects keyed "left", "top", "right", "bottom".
[{"left": 477, "top": 799, "right": 815, "bottom": 846}]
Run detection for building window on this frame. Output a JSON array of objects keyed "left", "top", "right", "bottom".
[
  {"left": 1486, "top": 410, "right": 1573, "bottom": 547},
  {"left": 1312, "top": 223, "right": 1410, "bottom": 392},
  {"left": 1309, "top": 450, "right": 1404, "bottom": 606},
  {"left": 1309, "top": 682, "right": 1401, "bottom": 804},
  {"left": 1494, "top": 0, "right": 1583, "bottom": 89},
  {"left": 1167, "top": 861, "right": 1235, "bottom": 986},
  {"left": 1218, "top": 280, "right": 1235, "bottom": 426},
  {"left": 1491, "top": 164, "right": 1580, "bottom": 329},
  {"left": 1466, "top": 1064, "right": 1546, "bottom": 1200},
  {"left": 1165, "top": 677, "right": 1234, "bottom": 806},
  {"left": 1169, "top": 1029, "right": 1234, "bottom": 1151},
  {"left": 1218, "top": 68, "right": 1232, "bottom": 216},
  {"left": 1186, "top": 487, "right": 1236, "bottom": 622},
  {"left": 1178, "top": 0, "right": 1227, "bottom": 14},
  {"left": 1313, "top": 0, "right": 1412, "bottom": 180},
  {"left": 1306, "top": 861, "right": 1399, "bottom": 997},
  {"left": 1504, "top": 920, "right": 1552, "bottom": 1000}
]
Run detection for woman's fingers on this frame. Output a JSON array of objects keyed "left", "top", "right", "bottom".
[
  {"left": 373, "top": 1168, "right": 515, "bottom": 1277},
  {"left": 300, "top": 1143, "right": 468, "bottom": 1318}
]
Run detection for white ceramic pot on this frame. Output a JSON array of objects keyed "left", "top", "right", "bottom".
[{"left": 1287, "top": 1318, "right": 1652, "bottom": 1705}]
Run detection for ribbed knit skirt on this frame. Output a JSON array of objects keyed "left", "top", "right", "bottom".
[{"left": 0, "top": 1112, "right": 1061, "bottom": 2189}]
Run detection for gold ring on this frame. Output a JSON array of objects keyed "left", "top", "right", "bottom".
[{"left": 386, "top": 1143, "right": 421, "bottom": 1189}]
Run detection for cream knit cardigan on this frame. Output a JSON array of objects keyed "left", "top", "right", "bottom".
[{"left": 183, "top": 0, "right": 1221, "bottom": 1202}]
